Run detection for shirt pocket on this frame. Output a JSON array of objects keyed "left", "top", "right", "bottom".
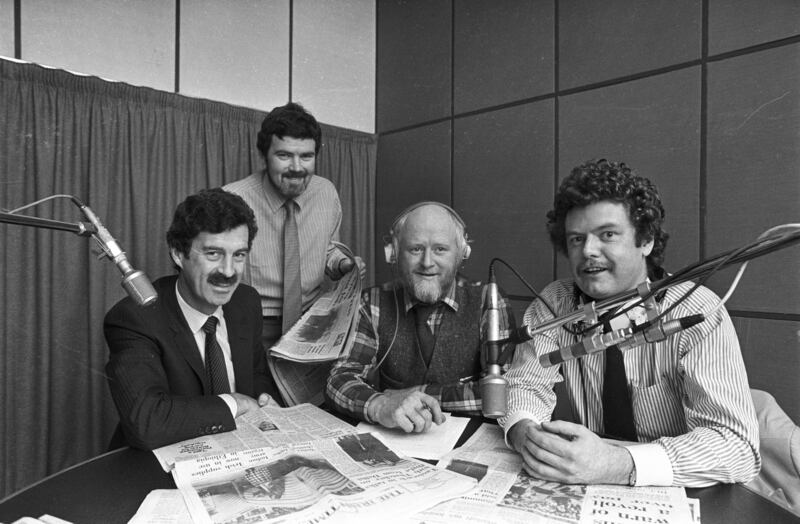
[{"left": 630, "top": 378, "right": 686, "bottom": 441}]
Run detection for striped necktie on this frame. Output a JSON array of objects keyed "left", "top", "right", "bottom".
[
  {"left": 202, "top": 316, "right": 230, "bottom": 395},
  {"left": 282, "top": 199, "right": 302, "bottom": 333}
]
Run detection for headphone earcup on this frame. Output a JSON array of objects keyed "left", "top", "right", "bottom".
[
  {"left": 384, "top": 241, "right": 396, "bottom": 264},
  {"left": 462, "top": 243, "right": 471, "bottom": 260}
]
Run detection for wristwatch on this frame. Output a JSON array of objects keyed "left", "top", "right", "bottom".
[{"left": 628, "top": 464, "right": 637, "bottom": 486}]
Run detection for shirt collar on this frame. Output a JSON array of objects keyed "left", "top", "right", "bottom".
[
  {"left": 175, "top": 281, "right": 223, "bottom": 333},
  {"left": 401, "top": 280, "right": 459, "bottom": 315}
]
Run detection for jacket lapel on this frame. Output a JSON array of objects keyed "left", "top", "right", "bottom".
[
  {"left": 224, "top": 292, "right": 254, "bottom": 396},
  {"left": 161, "top": 276, "right": 210, "bottom": 393}
]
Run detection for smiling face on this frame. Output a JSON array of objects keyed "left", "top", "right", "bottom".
[
  {"left": 265, "top": 135, "right": 316, "bottom": 198},
  {"left": 396, "top": 205, "right": 462, "bottom": 304},
  {"left": 172, "top": 225, "right": 250, "bottom": 314},
  {"left": 565, "top": 201, "right": 653, "bottom": 300}
]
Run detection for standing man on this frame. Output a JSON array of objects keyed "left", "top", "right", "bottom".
[
  {"left": 502, "top": 159, "right": 760, "bottom": 487},
  {"left": 326, "top": 202, "right": 514, "bottom": 433},
  {"left": 105, "top": 189, "right": 280, "bottom": 450},
  {"left": 224, "top": 102, "right": 361, "bottom": 350}
]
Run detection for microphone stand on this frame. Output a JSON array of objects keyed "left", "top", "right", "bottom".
[{"left": 0, "top": 211, "right": 97, "bottom": 237}]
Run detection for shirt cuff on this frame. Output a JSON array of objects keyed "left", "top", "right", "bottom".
[
  {"left": 619, "top": 442, "right": 674, "bottom": 486},
  {"left": 501, "top": 411, "right": 542, "bottom": 449},
  {"left": 219, "top": 394, "right": 237, "bottom": 418}
]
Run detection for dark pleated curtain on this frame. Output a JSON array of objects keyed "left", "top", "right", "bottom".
[{"left": 0, "top": 58, "right": 375, "bottom": 498}]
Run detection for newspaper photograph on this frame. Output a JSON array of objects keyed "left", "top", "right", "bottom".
[
  {"left": 172, "top": 432, "right": 477, "bottom": 524},
  {"left": 152, "top": 403, "right": 358, "bottom": 472},
  {"left": 268, "top": 243, "right": 362, "bottom": 406}
]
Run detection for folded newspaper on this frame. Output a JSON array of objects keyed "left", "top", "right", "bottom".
[
  {"left": 267, "top": 242, "right": 362, "bottom": 406},
  {"left": 172, "top": 432, "right": 477, "bottom": 524},
  {"left": 152, "top": 404, "right": 359, "bottom": 472},
  {"left": 412, "top": 424, "right": 697, "bottom": 524}
]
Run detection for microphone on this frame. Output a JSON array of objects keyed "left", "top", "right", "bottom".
[
  {"left": 480, "top": 265, "right": 507, "bottom": 418},
  {"left": 79, "top": 204, "right": 157, "bottom": 306},
  {"left": 538, "top": 314, "right": 705, "bottom": 368}
]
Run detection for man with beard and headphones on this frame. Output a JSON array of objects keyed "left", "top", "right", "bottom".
[
  {"left": 325, "top": 202, "right": 514, "bottom": 433},
  {"left": 104, "top": 189, "right": 281, "bottom": 450}
]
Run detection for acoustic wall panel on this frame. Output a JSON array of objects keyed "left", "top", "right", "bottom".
[
  {"left": 706, "top": 45, "right": 800, "bottom": 314},
  {"left": 559, "top": 0, "right": 701, "bottom": 89},
  {"left": 709, "top": 0, "right": 800, "bottom": 55},
  {"left": 733, "top": 317, "right": 800, "bottom": 422},
  {"left": 376, "top": 0, "right": 452, "bottom": 132},
  {"left": 0, "top": 0, "right": 13, "bottom": 57},
  {"left": 181, "top": 0, "right": 289, "bottom": 113},
  {"left": 453, "top": 0, "right": 554, "bottom": 114},
  {"left": 374, "top": 122, "right": 452, "bottom": 284},
  {"left": 23, "top": 0, "right": 174, "bottom": 91},
  {"left": 294, "top": 0, "right": 375, "bottom": 133},
  {"left": 453, "top": 101, "right": 555, "bottom": 293},
  {"left": 559, "top": 68, "right": 702, "bottom": 275}
]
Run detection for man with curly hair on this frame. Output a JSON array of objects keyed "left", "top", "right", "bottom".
[
  {"left": 501, "top": 159, "right": 759, "bottom": 488},
  {"left": 105, "top": 189, "right": 280, "bottom": 450}
]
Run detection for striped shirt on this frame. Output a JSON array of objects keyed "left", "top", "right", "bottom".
[
  {"left": 224, "top": 172, "right": 347, "bottom": 316},
  {"left": 326, "top": 277, "right": 515, "bottom": 421},
  {"left": 500, "top": 279, "right": 760, "bottom": 487}
]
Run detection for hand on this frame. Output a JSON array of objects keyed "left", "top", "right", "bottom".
[
  {"left": 369, "top": 390, "right": 445, "bottom": 433},
  {"left": 338, "top": 256, "right": 367, "bottom": 279},
  {"left": 257, "top": 392, "right": 277, "bottom": 407},
  {"left": 510, "top": 419, "right": 633, "bottom": 485},
  {"left": 231, "top": 392, "right": 262, "bottom": 418}
]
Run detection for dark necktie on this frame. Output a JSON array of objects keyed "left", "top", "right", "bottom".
[
  {"left": 282, "top": 199, "right": 302, "bottom": 333},
  {"left": 601, "top": 313, "right": 637, "bottom": 441},
  {"left": 202, "top": 316, "right": 231, "bottom": 395},
  {"left": 414, "top": 303, "right": 439, "bottom": 367}
]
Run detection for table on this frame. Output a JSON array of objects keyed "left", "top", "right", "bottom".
[{"left": 1, "top": 433, "right": 798, "bottom": 524}]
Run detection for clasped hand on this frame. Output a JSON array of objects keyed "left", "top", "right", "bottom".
[
  {"left": 370, "top": 388, "right": 445, "bottom": 433},
  {"left": 509, "top": 419, "right": 633, "bottom": 485},
  {"left": 232, "top": 392, "right": 276, "bottom": 418}
]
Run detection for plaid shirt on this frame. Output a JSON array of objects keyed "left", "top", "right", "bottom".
[{"left": 326, "top": 276, "right": 514, "bottom": 421}]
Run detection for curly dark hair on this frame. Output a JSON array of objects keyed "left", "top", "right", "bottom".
[
  {"left": 166, "top": 188, "right": 258, "bottom": 258},
  {"left": 256, "top": 102, "right": 322, "bottom": 159},
  {"left": 546, "top": 159, "right": 669, "bottom": 269}
]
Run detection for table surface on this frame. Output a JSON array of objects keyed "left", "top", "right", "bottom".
[{"left": 1, "top": 426, "right": 798, "bottom": 524}]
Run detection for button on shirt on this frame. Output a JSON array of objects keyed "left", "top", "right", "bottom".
[{"left": 175, "top": 283, "right": 238, "bottom": 417}]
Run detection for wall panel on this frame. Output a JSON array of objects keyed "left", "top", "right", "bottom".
[
  {"left": 706, "top": 45, "right": 800, "bottom": 314},
  {"left": 709, "top": 0, "right": 800, "bottom": 55},
  {"left": 559, "top": 0, "right": 701, "bottom": 89},
  {"left": 559, "top": 68, "right": 702, "bottom": 275},
  {"left": 374, "top": 122, "right": 452, "bottom": 284},
  {"left": 453, "top": 101, "right": 555, "bottom": 292},
  {"left": 0, "top": 0, "right": 13, "bottom": 57},
  {"left": 733, "top": 316, "right": 800, "bottom": 422},
  {"left": 376, "top": 0, "right": 451, "bottom": 131},
  {"left": 294, "top": 0, "right": 375, "bottom": 133},
  {"left": 23, "top": 0, "right": 174, "bottom": 91},
  {"left": 181, "top": 0, "right": 289, "bottom": 112},
  {"left": 453, "top": 0, "right": 554, "bottom": 114}
]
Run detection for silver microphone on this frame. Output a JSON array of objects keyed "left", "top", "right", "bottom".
[
  {"left": 79, "top": 204, "right": 157, "bottom": 306},
  {"left": 480, "top": 266, "right": 507, "bottom": 418}
]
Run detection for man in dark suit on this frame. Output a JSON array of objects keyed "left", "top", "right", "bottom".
[{"left": 105, "top": 188, "right": 281, "bottom": 450}]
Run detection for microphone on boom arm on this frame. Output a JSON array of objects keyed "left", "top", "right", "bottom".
[{"left": 480, "top": 263, "right": 508, "bottom": 418}]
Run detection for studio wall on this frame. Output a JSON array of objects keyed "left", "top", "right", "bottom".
[{"left": 375, "top": 0, "right": 800, "bottom": 420}]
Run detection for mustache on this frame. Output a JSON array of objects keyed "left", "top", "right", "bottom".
[{"left": 208, "top": 273, "right": 238, "bottom": 286}]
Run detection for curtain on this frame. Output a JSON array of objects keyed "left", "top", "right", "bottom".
[{"left": 0, "top": 58, "right": 376, "bottom": 498}]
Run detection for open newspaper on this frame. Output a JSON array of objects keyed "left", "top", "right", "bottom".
[
  {"left": 172, "top": 432, "right": 477, "bottom": 524},
  {"left": 267, "top": 242, "right": 362, "bottom": 406},
  {"left": 152, "top": 404, "right": 358, "bottom": 472},
  {"left": 412, "top": 424, "right": 697, "bottom": 524}
]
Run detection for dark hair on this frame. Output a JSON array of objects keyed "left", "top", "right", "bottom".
[
  {"left": 546, "top": 159, "right": 669, "bottom": 269},
  {"left": 166, "top": 188, "right": 258, "bottom": 258},
  {"left": 256, "top": 102, "right": 322, "bottom": 158}
]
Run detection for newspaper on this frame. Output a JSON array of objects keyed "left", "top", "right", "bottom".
[
  {"left": 412, "top": 424, "right": 694, "bottom": 524},
  {"left": 152, "top": 404, "right": 358, "bottom": 472},
  {"left": 268, "top": 243, "right": 362, "bottom": 406},
  {"left": 172, "top": 432, "right": 477, "bottom": 524}
]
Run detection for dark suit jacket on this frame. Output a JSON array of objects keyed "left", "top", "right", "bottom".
[{"left": 104, "top": 275, "right": 279, "bottom": 450}]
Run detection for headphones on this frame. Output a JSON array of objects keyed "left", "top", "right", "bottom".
[{"left": 383, "top": 201, "right": 471, "bottom": 264}]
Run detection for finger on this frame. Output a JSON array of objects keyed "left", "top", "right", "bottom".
[
  {"left": 419, "top": 395, "right": 444, "bottom": 424},
  {"left": 519, "top": 445, "right": 564, "bottom": 482},
  {"left": 528, "top": 423, "right": 577, "bottom": 458},
  {"left": 406, "top": 406, "right": 432, "bottom": 433},
  {"left": 257, "top": 393, "right": 272, "bottom": 406},
  {"left": 541, "top": 420, "right": 584, "bottom": 440}
]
